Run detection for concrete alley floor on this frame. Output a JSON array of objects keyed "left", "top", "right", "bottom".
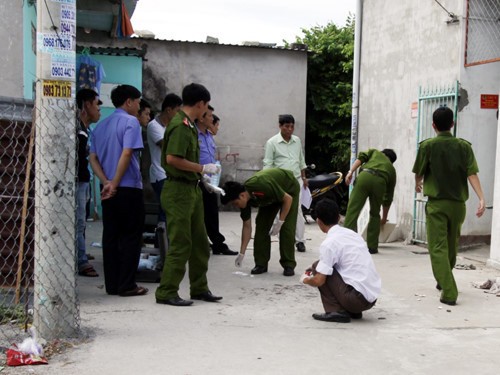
[{"left": 6, "top": 212, "right": 500, "bottom": 375}]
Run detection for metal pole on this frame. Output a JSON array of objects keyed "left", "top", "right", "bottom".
[
  {"left": 350, "top": 0, "right": 363, "bottom": 194},
  {"left": 487, "top": 95, "right": 500, "bottom": 269},
  {"left": 34, "top": 0, "right": 78, "bottom": 340}
]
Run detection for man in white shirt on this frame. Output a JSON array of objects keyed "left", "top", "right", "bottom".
[
  {"left": 301, "top": 199, "right": 381, "bottom": 323},
  {"left": 263, "top": 114, "right": 308, "bottom": 252},
  {"left": 147, "top": 93, "right": 182, "bottom": 225}
]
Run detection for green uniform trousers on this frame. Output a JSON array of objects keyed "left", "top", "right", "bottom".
[
  {"left": 254, "top": 192, "right": 299, "bottom": 269},
  {"left": 426, "top": 199, "right": 466, "bottom": 302},
  {"left": 155, "top": 180, "right": 210, "bottom": 300},
  {"left": 344, "top": 172, "right": 386, "bottom": 250}
]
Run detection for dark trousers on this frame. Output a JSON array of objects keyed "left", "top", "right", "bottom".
[
  {"left": 101, "top": 187, "right": 144, "bottom": 295},
  {"left": 312, "top": 261, "right": 375, "bottom": 313},
  {"left": 200, "top": 182, "right": 226, "bottom": 250},
  {"left": 151, "top": 178, "right": 166, "bottom": 223}
]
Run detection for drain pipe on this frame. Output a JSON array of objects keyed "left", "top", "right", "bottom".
[{"left": 349, "top": 0, "right": 363, "bottom": 192}]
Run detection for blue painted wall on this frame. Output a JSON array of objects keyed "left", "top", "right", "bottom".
[
  {"left": 23, "top": 2, "right": 37, "bottom": 99},
  {"left": 75, "top": 53, "right": 143, "bottom": 218}
]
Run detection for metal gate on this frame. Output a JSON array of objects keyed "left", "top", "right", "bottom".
[{"left": 412, "top": 81, "right": 460, "bottom": 244}]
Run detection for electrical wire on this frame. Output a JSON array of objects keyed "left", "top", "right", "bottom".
[
  {"left": 433, "top": 0, "right": 456, "bottom": 18},
  {"left": 43, "top": 0, "right": 67, "bottom": 49}
]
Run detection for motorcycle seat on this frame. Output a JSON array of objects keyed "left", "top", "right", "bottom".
[{"left": 307, "top": 173, "right": 341, "bottom": 190}]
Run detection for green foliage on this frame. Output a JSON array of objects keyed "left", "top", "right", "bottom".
[
  {"left": 288, "top": 16, "right": 355, "bottom": 175},
  {"left": 0, "top": 304, "right": 31, "bottom": 325}
]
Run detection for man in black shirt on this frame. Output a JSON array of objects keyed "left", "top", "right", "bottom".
[{"left": 76, "top": 89, "right": 102, "bottom": 277}]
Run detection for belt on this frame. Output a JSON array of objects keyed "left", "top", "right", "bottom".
[
  {"left": 361, "top": 168, "right": 382, "bottom": 177},
  {"left": 167, "top": 176, "right": 200, "bottom": 186}
]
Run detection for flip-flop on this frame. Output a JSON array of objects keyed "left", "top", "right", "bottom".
[
  {"left": 78, "top": 265, "right": 99, "bottom": 277},
  {"left": 119, "top": 286, "right": 149, "bottom": 297}
]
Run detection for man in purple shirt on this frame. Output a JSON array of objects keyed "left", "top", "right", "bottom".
[
  {"left": 197, "top": 106, "right": 237, "bottom": 255},
  {"left": 89, "top": 84, "right": 148, "bottom": 297}
]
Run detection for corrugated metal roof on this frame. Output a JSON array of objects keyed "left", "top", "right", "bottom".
[
  {"left": 130, "top": 35, "right": 308, "bottom": 52},
  {"left": 76, "top": 45, "right": 147, "bottom": 59}
]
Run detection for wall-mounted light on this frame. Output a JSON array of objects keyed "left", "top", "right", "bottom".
[{"left": 84, "top": 28, "right": 92, "bottom": 34}]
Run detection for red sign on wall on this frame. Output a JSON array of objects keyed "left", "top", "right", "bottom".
[{"left": 480, "top": 94, "right": 499, "bottom": 109}]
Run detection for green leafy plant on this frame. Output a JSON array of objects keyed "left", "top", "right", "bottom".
[{"left": 286, "top": 16, "right": 355, "bottom": 212}]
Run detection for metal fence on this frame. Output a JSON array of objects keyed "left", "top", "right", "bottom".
[
  {"left": 464, "top": 0, "right": 500, "bottom": 66},
  {"left": 0, "top": 96, "right": 79, "bottom": 347}
]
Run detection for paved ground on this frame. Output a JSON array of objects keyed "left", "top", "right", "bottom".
[{"left": 5, "top": 212, "right": 500, "bottom": 375}]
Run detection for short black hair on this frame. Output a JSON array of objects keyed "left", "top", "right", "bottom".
[
  {"left": 315, "top": 198, "right": 339, "bottom": 226},
  {"left": 381, "top": 149, "right": 397, "bottom": 163},
  {"left": 161, "top": 93, "right": 182, "bottom": 112},
  {"left": 182, "top": 83, "right": 210, "bottom": 106},
  {"left": 279, "top": 114, "right": 295, "bottom": 125},
  {"left": 110, "top": 84, "right": 141, "bottom": 108},
  {"left": 433, "top": 106, "right": 454, "bottom": 131},
  {"left": 220, "top": 181, "right": 246, "bottom": 205},
  {"left": 212, "top": 114, "right": 220, "bottom": 125},
  {"left": 139, "top": 99, "right": 151, "bottom": 115},
  {"left": 76, "top": 88, "right": 101, "bottom": 109}
]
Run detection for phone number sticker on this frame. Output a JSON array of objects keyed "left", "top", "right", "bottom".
[
  {"left": 37, "top": 33, "right": 73, "bottom": 52},
  {"left": 60, "top": 4, "right": 76, "bottom": 21},
  {"left": 42, "top": 80, "right": 72, "bottom": 98},
  {"left": 51, "top": 62, "right": 75, "bottom": 79}
]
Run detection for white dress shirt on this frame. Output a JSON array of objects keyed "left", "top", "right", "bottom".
[{"left": 316, "top": 225, "right": 381, "bottom": 303}]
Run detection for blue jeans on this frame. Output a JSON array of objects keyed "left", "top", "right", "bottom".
[{"left": 76, "top": 182, "right": 90, "bottom": 269}]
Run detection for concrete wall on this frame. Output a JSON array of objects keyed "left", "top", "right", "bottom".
[
  {"left": 358, "top": 0, "right": 498, "bottom": 239},
  {"left": 0, "top": 1, "right": 24, "bottom": 98},
  {"left": 77, "top": 32, "right": 308, "bottom": 183},
  {"left": 142, "top": 39, "right": 308, "bottom": 183}
]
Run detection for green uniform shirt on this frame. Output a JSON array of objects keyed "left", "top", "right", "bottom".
[
  {"left": 240, "top": 168, "right": 297, "bottom": 221},
  {"left": 412, "top": 131, "right": 479, "bottom": 201},
  {"left": 161, "top": 110, "right": 200, "bottom": 181},
  {"left": 358, "top": 149, "right": 397, "bottom": 206}
]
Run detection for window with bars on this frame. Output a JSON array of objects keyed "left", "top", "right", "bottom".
[{"left": 464, "top": 0, "right": 500, "bottom": 66}]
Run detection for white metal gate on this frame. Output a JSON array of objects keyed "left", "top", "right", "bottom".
[{"left": 412, "top": 81, "right": 460, "bottom": 244}]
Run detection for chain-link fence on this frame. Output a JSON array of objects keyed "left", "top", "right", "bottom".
[
  {"left": 0, "top": 95, "right": 80, "bottom": 348},
  {"left": 465, "top": 0, "right": 500, "bottom": 66}
]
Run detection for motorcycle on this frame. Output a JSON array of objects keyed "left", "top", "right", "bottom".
[{"left": 301, "top": 164, "right": 344, "bottom": 222}]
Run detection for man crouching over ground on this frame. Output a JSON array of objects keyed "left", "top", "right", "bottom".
[{"left": 301, "top": 199, "right": 381, "bottom": 323}]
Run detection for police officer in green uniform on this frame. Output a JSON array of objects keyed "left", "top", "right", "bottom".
[
  {"left": 221, "top": 168, "right": 299, "bottom": 276},
  {"left": 155, "top": 83, "right": 222, "bottom": 307},
  {"left": 413, "top": 106, "right": 485, "bottom": 306},
  {"left": 344, "top": 149, "right": 397, "bottom": 254}
]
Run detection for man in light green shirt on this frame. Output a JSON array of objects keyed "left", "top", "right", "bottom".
[{"left": 263, "top": 114, "right": 308, "bottom": 252}]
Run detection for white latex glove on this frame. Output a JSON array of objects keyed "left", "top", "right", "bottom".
[
  {"left": 269, "top": 220, "right": 285, "bottom": 236},
  {"left": 300, "top": 272, "right": 312, "bottom": 284},
  {"left": 201, "top": 176, "right": 225, "bottom": 195},
  {"left": 202, "top": 163, "right": 221, "bottom": 175},
  {"left": 202, "top": 175, "right": 217, "bottom": 193},
  {"left": 235, "top": 253, "right": 245, "bottom": 267}
]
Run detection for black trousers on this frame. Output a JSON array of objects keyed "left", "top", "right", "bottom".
[
  {"left": 200, "top": 183, "right": 226, "bottom": 250},
  {"left": 101, "top": 187, "right": 145, "bottom": 294}
]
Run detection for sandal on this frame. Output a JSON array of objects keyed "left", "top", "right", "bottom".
[
  {"left": 78, "top": 265, "right": 99, "bottom": 277},
  {"left": 119, "top": 286, "right": 149, "bottom": 297}
]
